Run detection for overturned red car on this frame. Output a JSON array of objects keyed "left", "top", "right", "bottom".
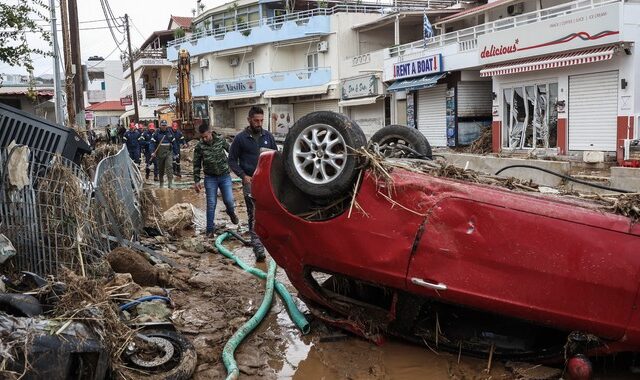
[{"left": 252, "top": 111, "right": 640, "bottom": 367}]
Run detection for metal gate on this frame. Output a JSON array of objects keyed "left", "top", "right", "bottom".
[{"left": 0, "top": 146, "right": 108, "bottom": 276}]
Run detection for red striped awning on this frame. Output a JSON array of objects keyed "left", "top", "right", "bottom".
[{"left": 480, "top": 46, "right": 618, "bottom": 77}]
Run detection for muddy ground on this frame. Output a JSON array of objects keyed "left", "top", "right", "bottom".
[{"left": 120, "top": 148, "right": 637, "bottom": 380}]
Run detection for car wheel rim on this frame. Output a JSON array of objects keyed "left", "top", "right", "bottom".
[
  {"left": 293, "top": 123, "right": 347, "bottom": 185},
  {"left": 130, "top": 336, "right": 175, "bottom": 368},
  {"left": 378, "top": 137, "right": 413, "bottom": 158}
]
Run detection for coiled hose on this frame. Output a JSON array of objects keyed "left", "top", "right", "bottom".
[
  {"left": 215, "top": 232, "right": 310, "bottom": 334},
  {"left": 222, "top": 259, "right": 276, "bottom": 380}
]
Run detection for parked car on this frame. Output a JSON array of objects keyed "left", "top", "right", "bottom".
[{"left": 251, "top": 111, "right": 640, "bottom": 375}]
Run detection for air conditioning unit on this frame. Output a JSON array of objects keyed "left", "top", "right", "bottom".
[
  {"left": 507, "top": 3, "right": 524, "bottom": 16},
  {"left": 199, "top": 58, "right": 209, "bottom": 68},
  {"left": 229, "top": 56, "right": 240, "bottom": 66},
  {"left": 317, "top": 41, "right": 328, "bottom": 53}
]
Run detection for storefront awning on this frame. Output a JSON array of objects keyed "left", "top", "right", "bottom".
[
  {"left": 263, "top": 84, "right": 329, "bottom": 99},
  {"left": 338, "top": 96, "right": 381, "bottom": 107},
  {"left": 480, "top": 45, "right": 617, "bottom": 77},
  {"left": 387, "top": 73, "right": 446, "bottom": 92},
  {"left": 209, "top": 92, "right": 263, "bottom": 101}
]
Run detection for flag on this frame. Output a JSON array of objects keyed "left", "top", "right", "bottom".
[{"left": 423, "top": 10, "right": 433, "bottom": 47}]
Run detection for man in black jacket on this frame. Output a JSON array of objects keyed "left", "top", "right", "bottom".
[{"left": 228, "top": 106, "right": 277, "bottom": 261}]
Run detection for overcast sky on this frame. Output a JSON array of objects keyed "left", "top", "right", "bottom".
[{"left": 1, "top": 0, "right": 227, "bottom": 77}]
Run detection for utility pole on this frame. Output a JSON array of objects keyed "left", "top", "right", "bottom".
[
  {"left": 68, "top": 0, "right": 85, "bottom": 127},
  {"left": 49, "top": 0, "right": 64, "bottom": 125},
  {"left": 59, "top": 0, "right": 76, "bottom": 128},
  {"left": 124, "top": 14, "right": 139, "bottom": 123}
]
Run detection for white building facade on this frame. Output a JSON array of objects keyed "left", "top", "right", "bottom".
[
  {"left": 384, "top": 0, "right": 640, "bottom": 164},
  {"left": 168, "top": 0, "right": 466, "bottom": 138}
]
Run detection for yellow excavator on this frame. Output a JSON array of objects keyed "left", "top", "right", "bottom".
[{"left": 175, "top": 48, "right": 195, "bottom": 137}]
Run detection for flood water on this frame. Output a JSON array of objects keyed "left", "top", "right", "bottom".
[{"left": 153, "top": 183, "right": 638, "bottom": 380}]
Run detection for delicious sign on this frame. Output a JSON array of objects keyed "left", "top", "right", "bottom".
[
  {"left": 393, "top": 54, "right": 443, "bottom": 79},
  {"left": 478, "top": 3, "right": 621, "bottom": 64}
]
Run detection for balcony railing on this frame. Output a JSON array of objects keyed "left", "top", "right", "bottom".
[
  {"left": 387, "top": 0, "right": 620, "bottom": 58},
  {"left": 145, "top": 88, "right": 170, "bottom": 99},
  {"left": 122, "top": 48, "right": 168, "bottom": 70},
  {"left": 171, "top": 2, "right": 462, "bottom": 47}
]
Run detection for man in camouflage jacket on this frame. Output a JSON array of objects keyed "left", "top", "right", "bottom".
[{"left": 193, "top": 124, "right": 239, "bottom": 236}]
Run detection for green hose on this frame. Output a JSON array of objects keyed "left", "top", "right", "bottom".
[
  {"left": 222, "top": 259, "right": 276, "bottom": 380},
  {"left": 215, "top": 233, "right": 310, "bottom": 334}
]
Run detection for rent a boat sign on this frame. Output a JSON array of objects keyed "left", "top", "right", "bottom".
[{"left": 393, "top": 54, "right": 443, "bottom": 79}]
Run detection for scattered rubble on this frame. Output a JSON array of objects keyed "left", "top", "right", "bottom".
[
  {"left": 106, "top": 247, "right": 168, "bottom": 287},
  {"left": 163, "top": 203, "right": 197, "bottom": 234}
]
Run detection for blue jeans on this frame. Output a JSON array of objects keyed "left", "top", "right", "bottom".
[{"left": 204, "top": 174, "right": 235, "bottom": 233}]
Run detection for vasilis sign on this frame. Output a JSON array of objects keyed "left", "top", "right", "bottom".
[{"left": 393, "top": 54, "right": 443, "bottom": 79}]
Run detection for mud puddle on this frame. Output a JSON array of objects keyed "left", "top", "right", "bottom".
[{"left": 153, "top": 187, "right": 637, "bottom": 380}]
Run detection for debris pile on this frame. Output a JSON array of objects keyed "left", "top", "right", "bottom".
[
  {"left": 81, "top": 144, "right": 121, "bottom": 178},
  {"left": 355, "top": 148, "right": 640, "bottom": 221},
  {"left": 466, "top": 127, "right": 493, "bottom": 155},
  {"left": 162, "top": 203, "right": 197, "bottom": 235}
]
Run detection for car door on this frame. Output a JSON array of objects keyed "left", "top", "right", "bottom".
[{"left": 406, "top": 195, "right": 640, "bottom": 340}]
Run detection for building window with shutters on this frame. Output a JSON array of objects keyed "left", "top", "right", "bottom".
[
  {"left": 503, "top": 82, "right": 558, "bottom": 149},
  {"left": 307, "top": 53, "right": 319, "bottom": 72}
]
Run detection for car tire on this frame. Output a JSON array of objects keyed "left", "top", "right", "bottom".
[
  {"left": 123, "top": 328, "right": 197, "bottom": 380},
  {"left": 283, "top": 111, "right": 367, "bottom": 199},
  {"left": 370, "top": 124, "right": 432, "bottom": 159}
]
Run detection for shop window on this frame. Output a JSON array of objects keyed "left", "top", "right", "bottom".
[{"left": 503, "top": 82, "right": 558, "bottom": 149}]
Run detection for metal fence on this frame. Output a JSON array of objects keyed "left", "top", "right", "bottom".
[
  {"left": 0, "top": 144, "right": 144, "bottom": 277},
  {"left": 0, "top": 146, "right": 109, "bottom": 277},
  {"left": 93, "top": 145, "right": 144, "bottom": 243}
]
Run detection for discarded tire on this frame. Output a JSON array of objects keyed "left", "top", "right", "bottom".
[
  {"left": 283, "top": 111, "right": 367, "bottom": 198},
  {"left": 370, "top": 124, "right": 432, "bottom": 159},
  {"left": 123, "top": 328, "right": 197, "bottom": 380}
]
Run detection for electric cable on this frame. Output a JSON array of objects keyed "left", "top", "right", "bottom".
[
  {"left": 98, "top": 0, "right": 125, "bottom": 51},
  {"left": 495, "top": 165, "right": 631, "bottom": 193}
]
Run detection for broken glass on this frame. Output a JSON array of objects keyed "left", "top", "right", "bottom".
[{"left": 510, "top": 87, "right": 525, "bottom": 148}]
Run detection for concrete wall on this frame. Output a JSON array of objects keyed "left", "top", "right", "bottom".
[
  {"left": 359, "top": 29, "right": 394, "bottom": 55},
  {"left": 438, "top": 152, "right": 571, "bottom": 187},
  {"left": 611, "top": 167, "right": 640, "bottom": 192}
]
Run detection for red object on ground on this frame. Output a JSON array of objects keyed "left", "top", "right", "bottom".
[
  {"left": 252, "top": 151, "right": 640, "bottom": 357},
  {"left": 566, "top": 355, "right": 593, "bottom": 380}
]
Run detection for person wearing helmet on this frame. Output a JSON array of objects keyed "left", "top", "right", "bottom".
[
  {"left": 123, "top": 122, "right": 142, "bottom": 164},
  {"left": 150, "top": 120, "right": 176, "bottom": 188},
  {"left": 172, "top": 121, "right": 187, "bottom": 178},
  {"left": 140, "top": 122, "right": 157, "bottom": 180}
]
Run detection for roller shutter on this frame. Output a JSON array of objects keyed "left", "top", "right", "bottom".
[
  {"left": 234, "top": 106, "right": 251, "bottom": 130},
  {"left": 417, "top": 85, "right": 447, "bottom": 147},
  {"left": 294, "top": 100, "right": 339, "bottom": 120},
  {"left": 457, "top": 81, "right": 492, "bottom": 117},
  {"left": 349, "top": 100, "right": 384, "bottom": 137},
  {"left": 568, "top": 71, "right": 618, "bottom": 151}
]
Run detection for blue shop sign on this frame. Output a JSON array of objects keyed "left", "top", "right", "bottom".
[{"left": 393, "top": 54, "right": 443, "bottom": 80}]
